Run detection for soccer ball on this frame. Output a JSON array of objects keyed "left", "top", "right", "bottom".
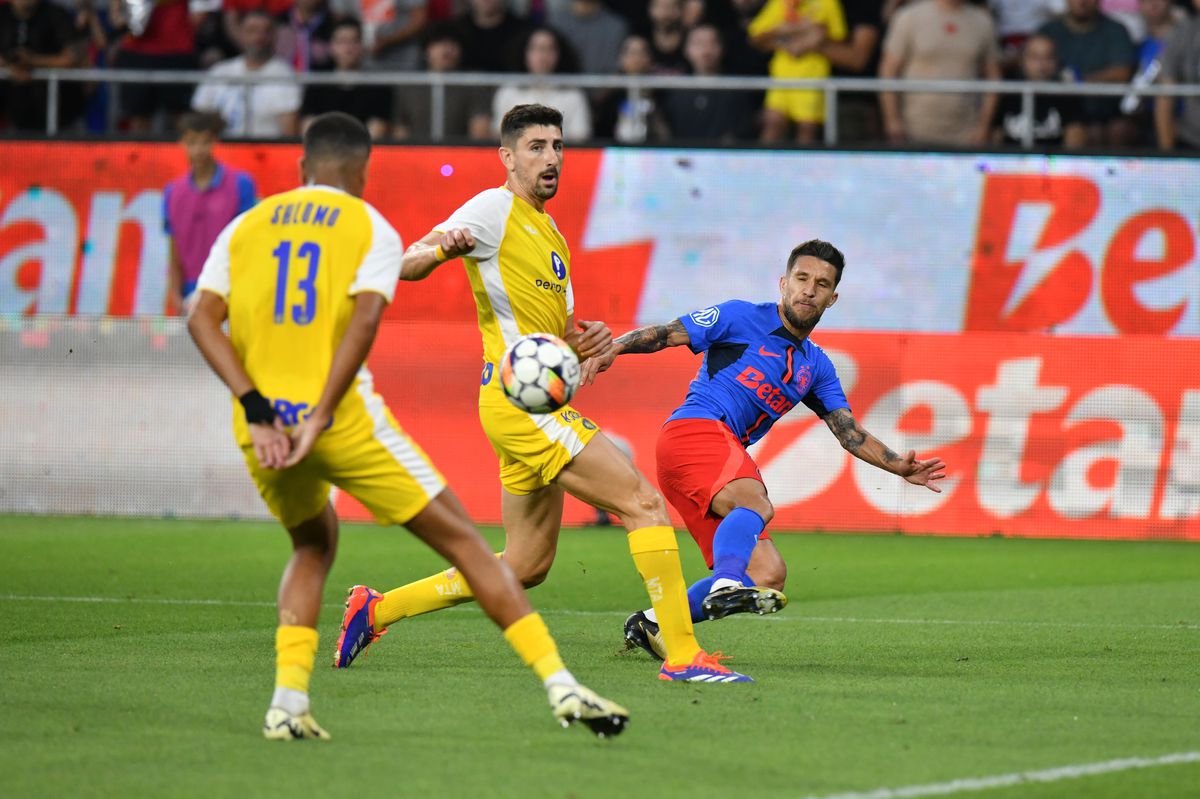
[{"left": 500, "top": 333, "right": 580, "bottom": 414}]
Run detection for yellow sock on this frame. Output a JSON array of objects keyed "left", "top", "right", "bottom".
[
  {"left": 503, "top": 612, "right": 567, "bottom": 682},
  {"left": 375, "top": 567, "right": 476, "bottom": 631},
  {"left": 628, "top": 526, "right": 702, "bottom": 667},
  {"left": 275, "top": 625, "right": 319, "bottom": 693}
]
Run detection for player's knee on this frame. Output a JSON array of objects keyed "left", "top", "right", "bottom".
[{"left": 750, "top": 500, "right": 775, "bottom": 526}]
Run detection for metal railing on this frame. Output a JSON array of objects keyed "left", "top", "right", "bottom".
[{"left": 4, "top": 66, "right": 1199, "bottom": 148}]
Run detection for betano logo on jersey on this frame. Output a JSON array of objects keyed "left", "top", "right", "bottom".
[{"left": 735, "top": 366, "right": 795, "bottom": 414}]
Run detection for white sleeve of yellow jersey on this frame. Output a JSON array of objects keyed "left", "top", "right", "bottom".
[
  {"left": 433, "top": 188, "right": 509, "bottom": 262},
  {"left": 351, "top": 203, "right": 404, "bottom": 303},
  {"left": 565, "top": 277, "right": 575, "bottom": 315},
  {"left": 194, "top": 214, "right": 240, "bottom": 299}
]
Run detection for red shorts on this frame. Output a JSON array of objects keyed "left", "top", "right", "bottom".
[{"left": 656, "top": 418, "right": 771, "bottom": 568}]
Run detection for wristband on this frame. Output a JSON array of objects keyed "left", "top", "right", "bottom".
[
  {"left": 239, "top": 389, "right": 276, "bottom": 425},
  {"left": 433, "top": 244, "right": 447, "bottom": 262}
]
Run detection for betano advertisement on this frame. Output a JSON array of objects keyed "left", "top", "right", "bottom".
[{"left": 1, "top": 142, "right": 1197, "bottom": 539}]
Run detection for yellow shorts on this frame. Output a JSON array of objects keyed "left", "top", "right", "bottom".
[
  {"left": 478, "top": 378, "right": 600, "bottom": 495},
  {"left": 765, "top": 88, "right": 826, "bottom": 123},
  {"left": 241, "top": 389, "right": 445, "bottom": 529}
]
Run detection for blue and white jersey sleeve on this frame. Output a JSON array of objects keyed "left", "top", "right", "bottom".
[
  {"left": 678, "top": 300, "right": 753, "bottom": 353},
  {"left": 801, "top": 345, "right": 850, "bottom": 418}
]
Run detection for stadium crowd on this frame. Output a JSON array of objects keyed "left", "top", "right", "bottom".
[{"left": 1, "top": 0, "right": 1199, "bottom": 149}]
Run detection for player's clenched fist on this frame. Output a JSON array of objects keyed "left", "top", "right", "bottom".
[{"left": 437, "top": 228, "right": 476, "bottom": 260}]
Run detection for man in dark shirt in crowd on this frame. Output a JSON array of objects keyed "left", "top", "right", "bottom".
[
  {"left": 395, "top": 22, "right": 492, "bottom": 139},
  {"left": 995, "top": 33, "right": 1086, "bottom": 148},
  {"left": 659, "top": 23, "right": 756, "bottom": 141},
  {"left": 0, "top": 0, "right": 83, "bottom": 131},
  {"left": 300, "top": 19, "right": 390, "bottom": 138},
  {"left": 454, "top": 0, "right": 530, "bottom": 71},
  {"left": 1039, "top": 0, "right": 1138, "bottom": 145},
  {"left": 112, "top": 0, "right": 197, "bottom": 132},
  {"left": 820, "top": 0, "right": 883, "bottom": 141}
]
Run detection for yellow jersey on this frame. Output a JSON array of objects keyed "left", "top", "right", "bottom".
[
  {"left": 196, "top": 184, "right": 403, "bottom": 447},
  {"left": 435, "top": 187, "right": 574, "bottom": 365},
  {"left": 749, "top": 0, "right": 847, "bottom": 80}
]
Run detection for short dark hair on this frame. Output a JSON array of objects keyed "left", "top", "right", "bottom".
[
  {"left": 786, "top": 239, "right": 845, "bottom": 284},
  {"left": 331, "top": 17, "right": 362, "bottom": 39},
  {"left": 422, "top": 20, "right": 462, "bottom": 49},
  {"left": 500, "top": 104, "right": 564, "bottom": 147},
  {"left": 178, "top": 110, "right": 226, "bottom": 137},
  {"left": 303, "top": 112, "right": 371, "bottom": 162}
]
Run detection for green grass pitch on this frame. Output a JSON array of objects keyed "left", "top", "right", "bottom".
[{"left": 0, "top": 515, "right": 1197, "bottom": 799}]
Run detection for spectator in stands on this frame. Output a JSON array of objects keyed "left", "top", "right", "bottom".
[
  {"left": 187, "top": 0, "right": 231, "bottom": 69},
  {"left": 648, "top": 0, "right": 688, "bottom": 73},
  {"left": 454, "top": 0, "right": 530, "bottom": 72},
  {"left": 1155, "top": 0, "right": 1200, "bottom": 150},
  {"left": 276, "top": 0, "right": 335, "bottom": 71},
  {"left": 879, "top": 0, "right": 1001, "bottom": 146},
  {"left": 192, "top": 10, "right": 302, "bottom": 137},
  {"left": 821, "top": 0, "right": 884, "bottom": 141},
  {"left": 593, "top": 33, "right": 663, "bottom": 141},
  {"left": 1102, "top": 0, "right": 1144, "bottom": 38},
  {"left": 681, "top": 0, "right": 769, "bottom": 76},
  {"left": 604, "top": 0, "right": 650, "bottom": 35},
  {"left": 994, "top": 34, "right": 1086, "bottom": 148},
  {"left": 222, "top": 0, "right": 293, "bottom": 47},
  {"left": 749, "top": 0, "right": 845, "bottom": 144},
  {"left": 1039, "top": 0, "right": 1139, "bottom": 145},
  {"left": 300, "top": 19, "right": 390, "bottom": 137},
  {"left": 549, "top": 0, "right": 627, "bottom": 73},
  {"left": 1121, "top": 0, "right": 1185, "bottom": 118},
  {"left": 492, "top": 26, "right": 592, "bottom": 138},
  {"left": 394, "top": 22, "right": 493, "bottom": 139},
  {"left": 0, "top": 0, "right": 84, "bottom": 131},
  {"left": 163, "top": 111, "right": 257, "bottom": 314},
  {"left": 660, "top": 23, "right": 757, "bottom": 141},
  {"left": 111, "top": 0, "right": 197, "bottom": 132},
  {"left": 989, "top": 0, "right": 1066, "bottom": 73},
  {"left": 370, "top": 0, "right": 428, "bottom": 69}
]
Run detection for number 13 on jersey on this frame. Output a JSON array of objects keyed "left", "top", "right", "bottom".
[{"left": 273, "top": 240, "right": 320, "bottom": 326}]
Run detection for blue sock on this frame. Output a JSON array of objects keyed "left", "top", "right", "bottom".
[
  {"left": 686, "top": 576, "right": 715, "bottom": 623},
  {"left": 711, "top": 507, "right": 766, "bottom": 584}
]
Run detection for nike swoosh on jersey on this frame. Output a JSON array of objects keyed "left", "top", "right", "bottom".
[{"left": 758, "top": 346, "right": 781, "bottom": 358}]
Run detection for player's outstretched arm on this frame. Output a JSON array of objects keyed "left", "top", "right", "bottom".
[
  {"left": 187, "top": 291, "right": 291, "bottom": 469},
  {"left": 822, "top": 408, "right": 947, "bottom": 492},
  {"left": 580, "top": 319, "right": 691, "bottom": 385},
  {"left": 399, "top": 228, "right": 475, "bottom": 282},
  {"left": 284, "top": 293, "right": 388, "bottom": 467}
]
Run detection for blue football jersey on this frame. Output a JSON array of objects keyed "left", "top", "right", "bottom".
[{"left": 666, "top": 300, "right": 849, "bottom": 446}]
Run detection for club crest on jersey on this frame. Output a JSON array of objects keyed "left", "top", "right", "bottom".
[
  {"left": 795, "top": 364, "right": 812, "bottom": 390},
  {"left": 690, "top": 307, "right": 720, "bottom": 328},
  {"left": 550, "top": 252, "right": 567, "bottom": 280}
]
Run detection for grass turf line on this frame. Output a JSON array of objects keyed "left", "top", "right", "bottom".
[{"left": 0, "top": 515, "right": 1197, "bottom": 799}]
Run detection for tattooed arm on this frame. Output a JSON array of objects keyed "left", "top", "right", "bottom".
[
  {"left": 613, "top": 319, "right": 691, "bottom": 354},
  {"left": 579, "top": 319, "right": 691, "bottom": 385},
  {"left": 823, "top": 408, "right": 947, "bottom": 492}
]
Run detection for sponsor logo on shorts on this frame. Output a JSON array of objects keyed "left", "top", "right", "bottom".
[
  {"left": 581, "top": 418, "right": 597, "bottom": 430},
  {"left": 551, "top": 251, "right": 567, "bottom": 279},
  {"left": 690, "top": 306, "right": 719, "bottom": 328},
  {"left": 272, "top": 398, "right": 334, "bottom": 429},
  {"left": 559, "top": 409, "right": 581, "bottom": 423}
]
